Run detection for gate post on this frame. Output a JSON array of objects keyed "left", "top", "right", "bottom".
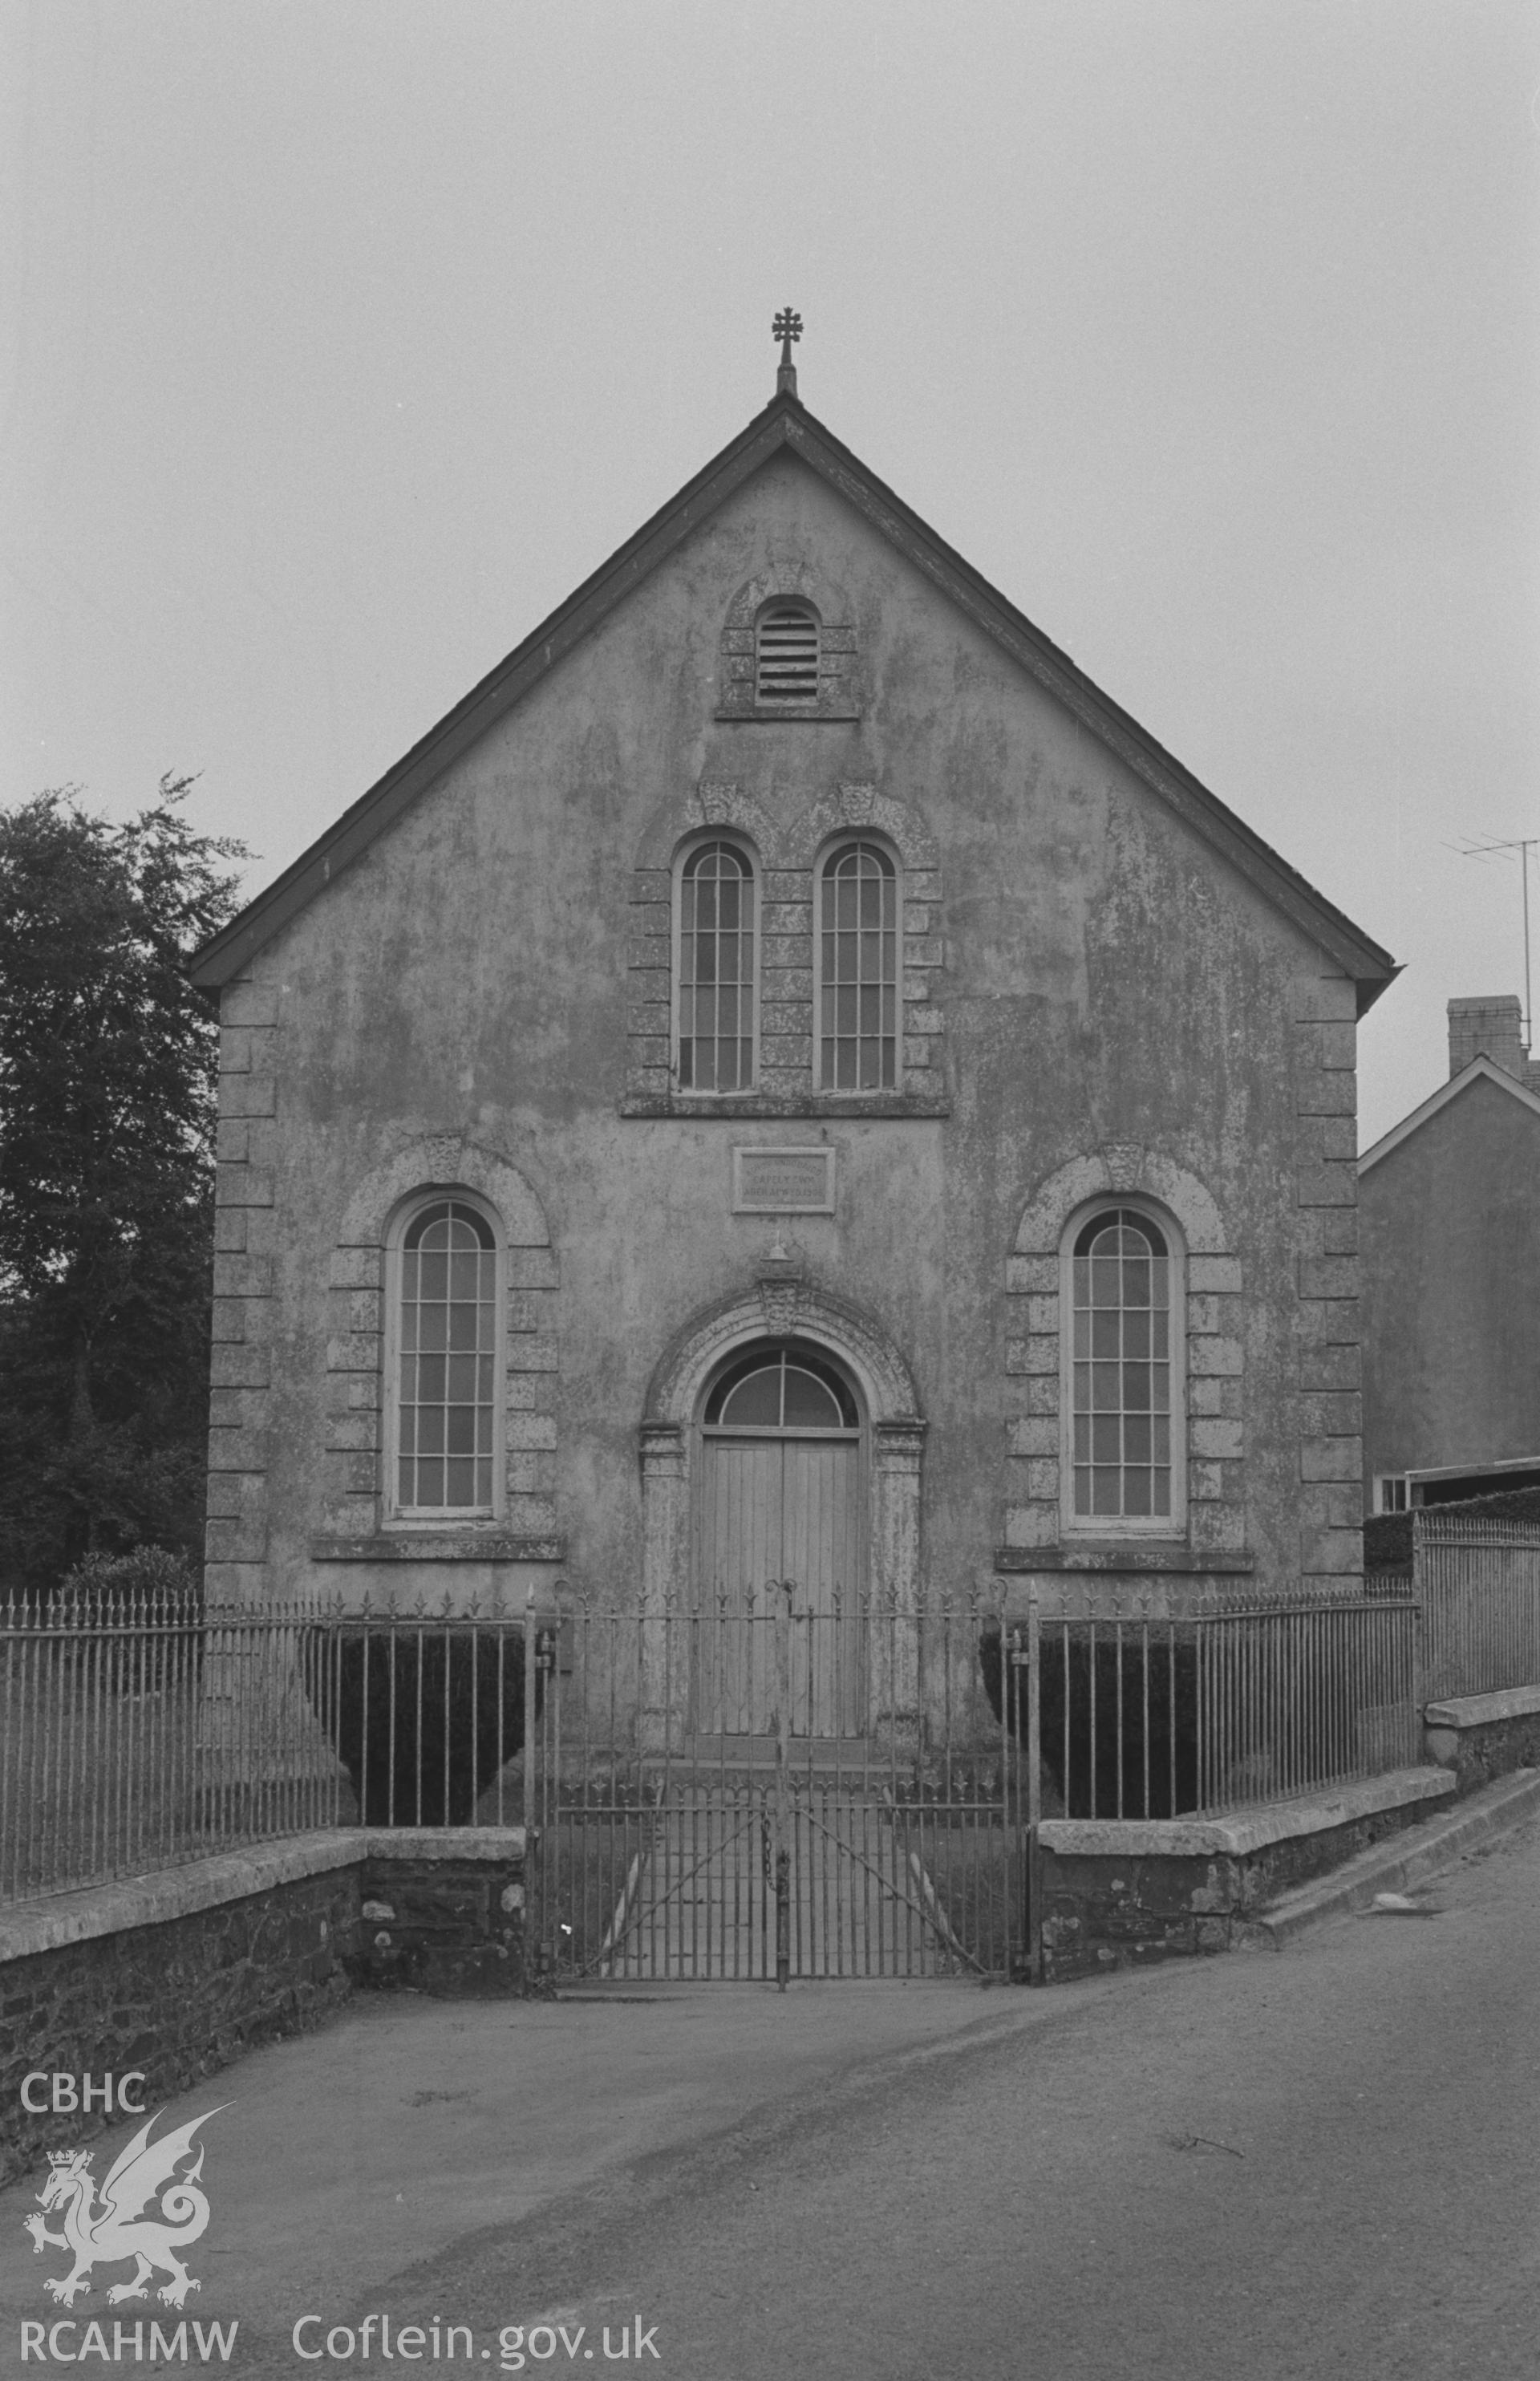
[
  {"left": 774, "top": 1578, "right": 793, "bottom": 1991},
  {"left": 638, "top": 1424, "right": 688, "bottom": 1753},
  {"left": 525, "top": 1586, "right": 556, "bottom": 1984},
  {"left": 871, "top": 1421, "right": 926, "bottom": 1756},
  {"left": 1024, "top": 1597, "right": 1044, "bottom": 1984}
]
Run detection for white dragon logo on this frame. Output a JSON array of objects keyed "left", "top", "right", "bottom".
[{"left": 23, "top": 2106, "right": 227, "bottom": 2309}]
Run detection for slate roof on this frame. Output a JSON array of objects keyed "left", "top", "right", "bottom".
[
  {"left": 191, "top": 388, "right": 1399, "bottom": 1004},
  {"left": 1358, "top": 1053, "right": 1540, "bottom": 1174}
]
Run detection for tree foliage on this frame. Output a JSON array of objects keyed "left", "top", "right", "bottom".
[{"left": 0, "top": 779, "right": 247, "bottom": 1589}]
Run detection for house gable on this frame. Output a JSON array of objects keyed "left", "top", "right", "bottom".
[
  {"left": 1359, "top": 1055, "right": 1540, "bottom": 1177},
  {"left": 1360, "top": 1057, "right": 1540, "bottom": 1490}
]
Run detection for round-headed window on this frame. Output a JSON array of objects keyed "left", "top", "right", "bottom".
[
  {"left": 398, "top": 1199, "right": 498, "bottom": 1511},
  {"left": 1070, "top": 1208, "right": 1172, "bottom": 1519},
  {"left": 678, "top": 840, "right": 756, "bottom": 1092},
  {"left": 819, "top": 840, "right": 898, "bottom": 1091}
]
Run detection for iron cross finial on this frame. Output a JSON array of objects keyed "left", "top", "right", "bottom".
[{"left": 772, "top": 308, "right": 803, "bottom": 397}]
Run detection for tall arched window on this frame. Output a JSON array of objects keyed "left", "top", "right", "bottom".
[
  {"left": 1065, "top": 1207, "right": 1185, "bottom": 1529},
  {"left": 393, "top": 1198, "right": 500, "bottom": 1515},
  {"left": 755, "top": 600, "right": 821, "bottom": 706},
  {"left": 818, "top": 840, "right": 898, "bottom": 1091},
  {"left": 677, "top": 841, "right": 756, "bottom": 1093}
]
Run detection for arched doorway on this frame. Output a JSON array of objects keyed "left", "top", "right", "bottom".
[{"left": 696, "top": 1341, "right": 865, "bottom": 1738}]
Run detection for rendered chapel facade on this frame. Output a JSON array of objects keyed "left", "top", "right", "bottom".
[{"left": 191, "top": 359, "right": 1396, "bottom": 1665}]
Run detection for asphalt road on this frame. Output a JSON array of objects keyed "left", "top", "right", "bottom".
[{"left": 364, "top": 1815, "right": 1540, "bottom": 2381}]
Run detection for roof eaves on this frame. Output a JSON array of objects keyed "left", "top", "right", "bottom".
[
  {"left": 190, "top": 395, "right": 807, "bottom": 988},
  {"left": 776, "top": 410, "right": 1398, "bottom": 1007},
  {"left": 1358, "top": 1053, "right": 1540, "bottom": 1174},
  {"left": 192, "top": 387, "right": 1397, "bottom": 1004}
]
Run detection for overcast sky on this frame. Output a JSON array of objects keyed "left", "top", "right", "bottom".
[{"left": 3, "top": 0, "right": 1537, "bottom": 1149}]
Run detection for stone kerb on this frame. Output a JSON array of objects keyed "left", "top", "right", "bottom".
[
  {"left": 320, "top": 1136, "right": 559, "bottom": 1552},
  {"left": 1002, "top": 1147, "right": 1245, "bottom": 1560}
]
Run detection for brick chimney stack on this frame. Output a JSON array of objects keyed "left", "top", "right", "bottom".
[{"left": 1448, "top": 995, "right": 1540, "bottom": 1089}]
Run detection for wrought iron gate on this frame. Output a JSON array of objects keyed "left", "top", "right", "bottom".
[{"left": 525, "top": 1589, "right": 1027, "bottom": 1983}]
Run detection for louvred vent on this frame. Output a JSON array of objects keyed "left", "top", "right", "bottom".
[{"left": 756, "top": 605, "right": 820, "bottom": 703}]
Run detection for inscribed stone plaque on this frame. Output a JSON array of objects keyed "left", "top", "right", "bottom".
[{"left": 732, "top": 1146, "right": 836, "bottom": 1215}]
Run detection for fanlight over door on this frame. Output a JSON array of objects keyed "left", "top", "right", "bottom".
[{"left": 697, "top": 1345, "right": 865, "bottom": 1736}]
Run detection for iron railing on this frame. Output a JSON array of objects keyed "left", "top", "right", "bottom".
[
  {"left": 7, "top": 1527, "right": 1540, "bottom": 1921},
  {"left": 1003, "top": 1590, "right": 1420, "bottom": 1820},
  {"left": 0, "top": 1589, "right": 533, "bottom": 1906},
  {"left": 1416, "top": 1512, "right": 1540, "bottom": 1702}
]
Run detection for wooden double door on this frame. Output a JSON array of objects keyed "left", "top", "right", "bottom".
[{"left": 697, "top": 1422, "right": 865, "bottom": 1738}]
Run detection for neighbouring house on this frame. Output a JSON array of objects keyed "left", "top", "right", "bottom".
[
  {"left": 1360, "top": 996, "right": 1540, "bottom": 1514},
  {"left": 188, "top": 336, "right": 1396, "bottom": 1705}
]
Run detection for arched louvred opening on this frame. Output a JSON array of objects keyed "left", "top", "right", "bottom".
[{"left": 755, "top": 602, "right": 821, "bottom": 704}]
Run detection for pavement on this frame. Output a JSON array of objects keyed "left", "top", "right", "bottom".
[{"left": 5, "top": 1770, "right": 1538, "bottom": 2375}]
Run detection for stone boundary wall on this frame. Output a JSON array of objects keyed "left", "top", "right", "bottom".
[
  {"left": 1, "top": 1832, "right": 527, "bottom": 2187},
  {"left": 1037, "top": 1766, "right": 1453, "bottom": 1981},
  {"left": 1424, "top": 1686, "right": 1540, "bottom": 1795},
  {"left": 1, "top": 1866, "right": 352, "bottom": 2188},
  {"left": 354, "top": 1836, "right": 526, "bottom": 1997}
]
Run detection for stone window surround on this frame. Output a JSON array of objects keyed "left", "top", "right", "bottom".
[
  {"left": 1001, "top": 1146, "right": 1247, "bottom": 1568},
  {"left": 622, "top": 779, "right": 946, "bottom": 1119},
  {"left": 312, "top": 1135, "right": 563, "bottom": 1564},
  {"left": 716, "top": 568, "right": 861, "bottom": 723}
]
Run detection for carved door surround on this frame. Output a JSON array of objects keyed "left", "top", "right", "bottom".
[{"left": 639, "top": 1268, "right": 926, "bottom": 1641}]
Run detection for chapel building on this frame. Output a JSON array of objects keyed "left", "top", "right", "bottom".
[{"left": 191, "top": 333, "right": 1396, "bottom": 1674}]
